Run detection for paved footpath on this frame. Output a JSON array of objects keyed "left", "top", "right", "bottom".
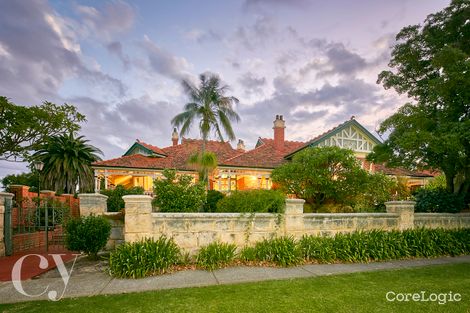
[{"left": 0, "top": 255, "right": 469, "bottom": 304}]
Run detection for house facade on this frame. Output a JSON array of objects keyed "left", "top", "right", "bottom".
[{"left": 92, "top": 116, "right": 433, "bottom": 194}]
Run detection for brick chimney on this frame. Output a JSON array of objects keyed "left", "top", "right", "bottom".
[
  {"left": 237, "top": 139, "right": 245, "bottom": 151},
  {"left": 273, "top": 115, "right": 285, "bottom": 151},
  {"left": 171, "top": 128, "right": 179, "bottom": 146}
]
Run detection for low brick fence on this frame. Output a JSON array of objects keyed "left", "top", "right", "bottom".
[{"left": 75, "top": 194, "right": 470, "bottom": 254}]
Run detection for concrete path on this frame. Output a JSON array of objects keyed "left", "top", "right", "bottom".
[{"left": 0, "top": 255, "right": 469, "bottom": 304}]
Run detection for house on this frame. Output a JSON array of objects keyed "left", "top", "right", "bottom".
[{"left": 92, "top": 116, "right": 434, "bottom": 194}]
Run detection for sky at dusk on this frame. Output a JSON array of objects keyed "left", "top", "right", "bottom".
[{"left": 0, "top": 0, "right": 450, "bottom": 179}]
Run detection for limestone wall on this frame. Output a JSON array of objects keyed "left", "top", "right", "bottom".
[
  {"left": 414, "top": 213, "right": 470, "bottom": 229},
  {"left": 76, "top": 195, "right": 470, "bottom": 254},
  {"left": 104, "top": 212, "right": 124, "bottom": 250}
]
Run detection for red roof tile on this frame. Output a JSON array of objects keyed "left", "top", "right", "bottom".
[
  {"left": 136, "top": 139, "right": 167, "bottom": 156},
  {"left": 374, "top": 164, "right": 435, "bottom": 178},
  {"left": 220, "top": 138, "right": 305, "bottom": 168},
  {"left": 93, "top": 138, "right": 239, "bottom": 170}
]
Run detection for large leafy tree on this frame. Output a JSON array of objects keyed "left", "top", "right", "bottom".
[
  {"left": 33, "top": 133, "right": 102, "bottom": 194},
  {"left": 0, "top": 96, "right": 85, "bottom": 162},
  {"left": 368, "top": 0, "right": 470, "bottom": 197},
  {"left": 1, "top": 172, "right": 38, "bottom": 191},
  {"left": 171, "top": 73, "right": 240, "bottom": 184},
  {"left": 272, "top": 147, "right": 388, "bottom": 210}
]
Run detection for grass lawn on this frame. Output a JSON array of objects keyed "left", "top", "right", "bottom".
[{"left": 1, "top": 263, "right": 469, "bottom": 313}]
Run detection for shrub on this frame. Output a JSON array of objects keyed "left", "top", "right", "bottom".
[
  {"left": 414, "top": 188, "right": 466, "bottom": 213},
  {"left": 216, "top": 190, "right": 285, "bottom": 213},
  {"left": 299, "top": 228, "right": 470, "bottom": 263},
  {"left": 245, "top": 237, "right": 302, "bottom": 267},
  {"left": 152, "top": 169, "right": 205, "bottom": 212},
  {"left": 196, "top": 241, "right": 236, "bottom": 270},
  {"left": 203, "top": 190, "right": 225, "bottom": 212},
  {"left": 109, "top": 237, "right": 181, "bottom": 278},
  {"left": 65, "top": 215, "right": 111, "bottom": 259},
  {"left": 101, "top": 185, "right": 144, "bottom": 212}
]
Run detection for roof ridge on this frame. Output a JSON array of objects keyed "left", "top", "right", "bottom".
[{"left": 222, "top": 140, "right": 270, "bottom": 162}]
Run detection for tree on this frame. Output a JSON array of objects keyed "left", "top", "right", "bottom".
[
  {"left": 1, "top": 172, "right": 38, "bottom": 191},
  {"left": 171, "top": 73, "right": 240, "bottom": 185},
  {"left": 33, "top": 133, "right": 102, "bottom": 194},
  {"left": 0, "top": 96, "right": 85, "bottom": 162},
  {"left": 188, "top": 151, "right": 218, "bottom": 183},
  {"left": 367, "top": 0, "right": 470, "bottom": 199},
  {"left": 272, "top": 147, "right": 371, "bottom": 209}
]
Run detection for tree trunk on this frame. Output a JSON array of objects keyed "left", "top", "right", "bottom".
[
  {"left": 201, "top": 136, "right": 210, "bottom": 190},
  {"left": 445, "top": 171, "right": 455, "bottom": 193}
]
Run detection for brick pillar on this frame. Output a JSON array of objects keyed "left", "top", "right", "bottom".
[
  {"left": 284, "top": 198, "right": 305, "bottom": 238},
  {"left": 385, "top": 201, "right": 415, "bottom": 230},
  {"left": 78, "top": 193, "right": 108, "bottom": 216},
  {"left": 0, "top": 192, "right": 14, "bottom": 257},
  {"left": 123, "top": 195, "right": 153, "bottom": 243}
]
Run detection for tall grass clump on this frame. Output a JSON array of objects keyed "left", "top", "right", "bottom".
[
  {"left": 109, "top": 236, "right": 181, "bottom": 278},
  {"left": 243, "top": 236, "right": 302, "bottom": 267},
  {"left": 196, "top": 242, "right": 237, "bottom": 270},
  {"left": 300, "top": 228, "right": 470, "bottom": 263}
]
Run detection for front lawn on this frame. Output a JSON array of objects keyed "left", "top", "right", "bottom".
[{"left": 1, "top": 263, "right": 469, "bottom": 313}]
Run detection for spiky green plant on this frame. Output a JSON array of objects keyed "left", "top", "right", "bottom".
[{"left": 33, "top": 133, "right": 102, "bottom": 193}]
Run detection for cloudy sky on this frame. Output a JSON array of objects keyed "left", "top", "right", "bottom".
[{"left": 0, "top": 0, "right": 449, "bottom": 178}]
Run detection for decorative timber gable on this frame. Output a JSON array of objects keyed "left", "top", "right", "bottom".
[{"left": 285, "top": 118, "right": 381, "bottom": 159}]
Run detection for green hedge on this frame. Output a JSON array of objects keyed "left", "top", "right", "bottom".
[
  {"left": 203, "top": 190, "right": 225, "bottom": 212},
  {"left": 216, "top": 190, "right": 285, "bottom": 213},
  {"left": 414, "top": 188, "right": 466, "bottom": 213},
  {"left": 101, "top": 185, "right": 144, "bottom": 212}
]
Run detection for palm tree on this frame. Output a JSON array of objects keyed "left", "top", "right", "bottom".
[
  {"left": 172, "top": 73, "right": 240, "bottom": 185},
  {"left": 33, "top": 133, "right": 102, "bottom": 194},
  {"left": 188, "top": 151, "right": 218, "bottom": 183}
]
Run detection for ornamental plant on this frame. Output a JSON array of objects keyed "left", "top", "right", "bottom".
[
  {"left": 109, "top": 237, "right": 181, "bottom": 278},
  {"left": 65, "top": 215, "right": 111, "bottom": 259},
  {"left": 196, "top": 241, "right": 237, "bottom": 270},
  {"left": 152, "top": 169, "right": 205, "bottom": 212}
]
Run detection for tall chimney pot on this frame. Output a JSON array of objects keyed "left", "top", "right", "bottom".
[
  {"left": 237, "top": 139, "right": 245, "bottom": 151},
  {"left": 273, "top": 115, "right": 285, "bottom": 151},
  {"left": 171, "top": 128, "right": 179, "bottom": 146}
]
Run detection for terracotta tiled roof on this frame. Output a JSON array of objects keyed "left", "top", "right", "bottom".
[
  {"left": 220, "top": 138, "right": 305, "bottom": 168},
  {"left": 136, "top": 139, "right": 167, "bottom": 156},
  {"left": 374, "top": 164, "right": 435, "bottom": 178},
  {"left": 93, "top": 138, "right": 238, "bottom": 170}
]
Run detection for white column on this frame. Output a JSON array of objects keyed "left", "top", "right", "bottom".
[
  {"left": 265, "top": 175, "right": 270, "bottom": 189},
  {"left": 104, "top": 170, "right": 109, "bottom": 189},
  {"left": 94, "top": 170, "right": 99, "bottom": 192},
  {"left": 227, "top": 170, "right": 232, "bottom": 191}
]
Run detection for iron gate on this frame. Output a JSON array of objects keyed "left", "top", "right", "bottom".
[{"left": 6, "top": 196, "right": 71, "bottom": 255}]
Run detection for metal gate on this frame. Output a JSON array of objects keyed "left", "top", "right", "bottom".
[
  {"left": 7, "top": 196, "right": 71, "bottom": 255},
  {"left": 4, "top": 196, "right": 12, "bottom": 256}
]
